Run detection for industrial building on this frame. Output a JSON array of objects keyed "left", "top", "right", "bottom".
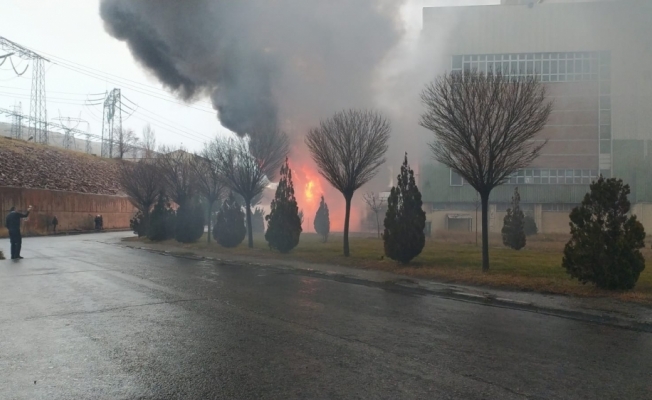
[{"left": 419, "top": 0, "right": 652, "bottom": 234}]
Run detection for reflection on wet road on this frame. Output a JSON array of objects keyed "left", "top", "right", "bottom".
[{"left": 1, "top": 233, "right": 651, "bottom": 399}]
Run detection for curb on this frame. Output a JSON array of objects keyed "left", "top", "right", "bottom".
[{"left": 126, "top": 244, "right": 652, "bottom": 334}]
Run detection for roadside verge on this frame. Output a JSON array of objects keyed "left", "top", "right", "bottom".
[{"left": 120, "top": 240, "right": 652, "bottom": 333}]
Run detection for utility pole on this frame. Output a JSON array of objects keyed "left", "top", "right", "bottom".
[
  {"left": 101, "top": 88, "right": 122, "bottom": 158},
  {"left": 0, "top": 36, "right": 50, "bottom": 144}
]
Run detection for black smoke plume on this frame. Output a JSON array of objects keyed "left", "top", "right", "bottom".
[{"left": 100, "top": 0, "right": 403, "bottom": 138}]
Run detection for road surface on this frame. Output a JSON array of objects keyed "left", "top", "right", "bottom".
[{"left": 1, "top": 233, "right": 651, "bottom": 399}]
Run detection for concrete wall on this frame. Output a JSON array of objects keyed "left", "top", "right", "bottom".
[{"left": 0, "top": 186, "right": 135, "bottom": 237}]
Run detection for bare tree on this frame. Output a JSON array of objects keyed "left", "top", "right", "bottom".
[
  {"left": 114, "top": 127, "right": 138, "bottom": 159},
  {"left": 156, "top": 146, "right": 197, "bottom": 208},
  {"left": 142, "top": 124, "right": 156, "bottom": 159},
  {"left": 363, "top": 192, "right": 385, "bottom": 239},
  {"left": 306, "top": 109, "right": 390, "bottom": 256},
  {"left": 118, "top": 160, "right": 161, "bottom": 235},
  {"left": 211, "top": 128, "right": 289, "bottom": 248},
  {"left": 420, "top": 71, "right": 552, "bottom": 272},
  {"left": 193, "top": 144, "right": 226, "bottom": 243}
]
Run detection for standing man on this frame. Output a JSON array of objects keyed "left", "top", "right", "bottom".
[
  {"left": 52, "top": 216, "right": 59, "bottom": 233},
  {"left": 5, "top": 205, "right": 32, "bottom": 260}
]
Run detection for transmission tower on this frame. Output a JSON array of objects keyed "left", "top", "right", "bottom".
[
  {"left": 101, "top": 88, "right": 122, "bottom": 158},
  {"left": 10, "top": 102, "right": 23, "bottom": 139},
  {"left": 54, "top": 113, "right": 88, "bottom": 151},
  {"left": 0, "top": 37, "right": 50, "bottom": 144}
]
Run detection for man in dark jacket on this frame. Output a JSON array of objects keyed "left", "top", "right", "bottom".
[{"left": 5, "top": 205, "right": 32, "bottom": 260}]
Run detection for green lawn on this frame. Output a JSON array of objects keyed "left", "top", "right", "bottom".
[{"left": 135, "top": 231, "right": 652, "bottom": 304}]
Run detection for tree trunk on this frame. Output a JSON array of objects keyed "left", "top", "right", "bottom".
[
  {"left": 246, "top": 200, "right": 253, "bottom": 248},
  {"left": 343, "top": 194, "right": 352, "bottom": 257},
  {"left": 206, "top": 200, "right": 213, "bottom": 244},
  {"left": 481, "top": 192, "right": 490, "bottom": 272},
  {"left": 375, "top": 212, "right": 380, "bottom": 238},
  {"left": 143, "top": 208, "right": 150, "bottom": 238}
]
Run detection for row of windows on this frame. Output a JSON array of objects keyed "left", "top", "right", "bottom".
[
  {"left": 451, "top": 169, "right": 601, "bottom": 186},
  {"left": 542, "top": 203, "right": 578, "bottom": 212},
  {"left": 452, "top": 52, "right": 610, "bottom": 83},
  {"left": 430, "top": 202, "right": 578, "bottom": 213},
  {"left": 506, "top": 169, "right": 600, "bottom": 185}
]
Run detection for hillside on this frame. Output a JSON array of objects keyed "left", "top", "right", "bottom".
[{"left": 0, "top": 137, "right": 123, "bottom": 195}]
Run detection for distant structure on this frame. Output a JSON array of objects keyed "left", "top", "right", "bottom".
[
  {"left": 10, "top": 102, "right": 23, "bottom": 140},
  {"left": 101, "top": 88, "right": 122, "bottom": 158},
  {"left": 0, "top": 36, "right": 50, "bottom": 144},
  {"left": 420, "top": 0, "right": 652, "bottom": 234}
]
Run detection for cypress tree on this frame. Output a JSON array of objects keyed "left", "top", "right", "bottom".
[
  {"left": 175, "top": 200, "right": 206, "bottom": 243},
  {"left": 383, "top": 154, "right": 426, "bottom": 264},
  {"left": 147, "top": 192, "right": 176, "bottom": 241},
  {"left": 314, "top": 196, "right": 330, "bottom": 243},
  {"left": 213, "top": 192, "right": 246, "bottom": 248},
  {"left": 563, "top": 176, "right": 646, "bottom": 290},
  {"left": 502, "top": 187, "right": 526, "bottom": 250},
  {"left": 251, "top": 207, "right": 266, "bottom": 234},
  {"left": 265, "top": 158, "right": 302, "bottom": 253}
]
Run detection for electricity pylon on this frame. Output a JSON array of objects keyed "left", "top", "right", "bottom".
[
  {"left": 101, "top": 88, "right": 122, "bottom": 158},
  {"left": 10, "top": 102, "right": 23, "bottom": 139},
  {"left": 0, "top": 36, "right": 50, "bottom": 144}
]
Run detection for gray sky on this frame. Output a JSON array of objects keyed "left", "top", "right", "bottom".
[{"left": 1, "top": 0, "right": 497, "bottom": 151}]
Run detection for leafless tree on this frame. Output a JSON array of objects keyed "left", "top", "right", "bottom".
[
  {"left": 142, "top": 124, "right": 156, "bottom": 159},
  {"left": 114, "top": 127, "right": 138, "bottom": 159},
  {"left": 118, "top": 160, "right": 161, "bottom": 235},
  {"left": 420, "top": 71, "right": 552, "bottom": 272},
  {"left": 210, "top": 128, "right": 289, "bottom": 248},
  {"left": 363, "top": 192, "right": 385, "bottom": 239},
  {"left": 156, "top": 146, "right": 197, "bottom": 208},
  {"left": 306, "top": 109, "right": 390, "bottom": 256},
  {"left": 193, "top": 144, "right": 227, "bottom": 243}
]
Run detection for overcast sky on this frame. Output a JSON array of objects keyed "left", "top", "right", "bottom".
[{"left": 1, "top": 0, "right": 497, "bottom": 151}]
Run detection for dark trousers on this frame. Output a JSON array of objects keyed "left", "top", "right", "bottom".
[{"left": 8, "top": 230, "right": 22, "bottom": 259}]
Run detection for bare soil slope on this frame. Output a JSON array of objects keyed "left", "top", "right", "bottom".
[{"left": 0, "top": 137, "right": 123, "bottom": 195}]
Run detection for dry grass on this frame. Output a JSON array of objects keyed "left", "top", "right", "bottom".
[{"left": 132, "top": 231, "right": 652, "bottom": 304}]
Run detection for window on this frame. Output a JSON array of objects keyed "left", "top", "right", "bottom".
[
  {"left": 450, "top": 170, "right": 464, "bottom": 186},
  {"left": 503, "top": 169, "right": 597, "bottom": 185},
  {"left": 543, "top": 203, "right": 579, "bottom": 212},
  {"left": 453, "top": 52, "right": 601, "bottom": 83}
]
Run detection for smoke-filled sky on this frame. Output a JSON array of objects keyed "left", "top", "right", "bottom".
[{"left": 0, "top": 0, "right": 498, "bottom": 150}]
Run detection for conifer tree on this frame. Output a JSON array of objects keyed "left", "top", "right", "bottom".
[
  {"left": 563, "top": 176, "right": 646, "bottom": 290},
  {"left": 213, "top": 192, "right": 246, "bottom": 248},
  {"left": 502, "top": 187, "right": 526, "bottom": 250},
  {"left": 265, "top": 158, "right": 302, "bottom": 253},
  {"left": 383, "top": 154, "right": 426, "bottom": 264},
  {"left": 314, "top": 196, "right": 330, "bottom": 242}
]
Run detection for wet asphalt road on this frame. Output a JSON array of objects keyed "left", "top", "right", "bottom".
[{"left": 1, "top": 233, "right": 651, "bottom": 399}]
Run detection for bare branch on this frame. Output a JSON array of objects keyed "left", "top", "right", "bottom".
[
  {"left": 306, "top": 109, "right": 390, "bottom": 255},
  {"left": 306, "top": 109, "right": 390, "bottom": 198},
  {"left": 156, "top": 146, "right": 197, "bottom": 207},
  {"left": 118, "top": 160, "right": 161, "bottom": 216},
  {"left": 420, "top": 70, "right": 552, "bottom": 271},
  {"left": 420, "top": 71, "right": 552, "bottom": 192},
  {"left": 208, "top": 129, "right": 289, "bottom": 248},
  {"left": 113, "top": 127, "right": 138, "bottom": 159},
  {"left": 142, "top": 124, "right": 156, "bottom": 159}
]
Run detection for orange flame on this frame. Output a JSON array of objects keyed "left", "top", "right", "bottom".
[{"left": 289, "top": 158, "right": 359, "bottom": 233}]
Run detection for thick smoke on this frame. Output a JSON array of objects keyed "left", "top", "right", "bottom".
[{"left": 100, "top": 0, "right": 403, "bottom": 138}]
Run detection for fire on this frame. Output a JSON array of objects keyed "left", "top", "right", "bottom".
[
  {"left": 305, "top": 180, "right": 315, "bottom": 201},
  {"left": 289, "top": 158, "right": 359, "bottom": 233}
]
